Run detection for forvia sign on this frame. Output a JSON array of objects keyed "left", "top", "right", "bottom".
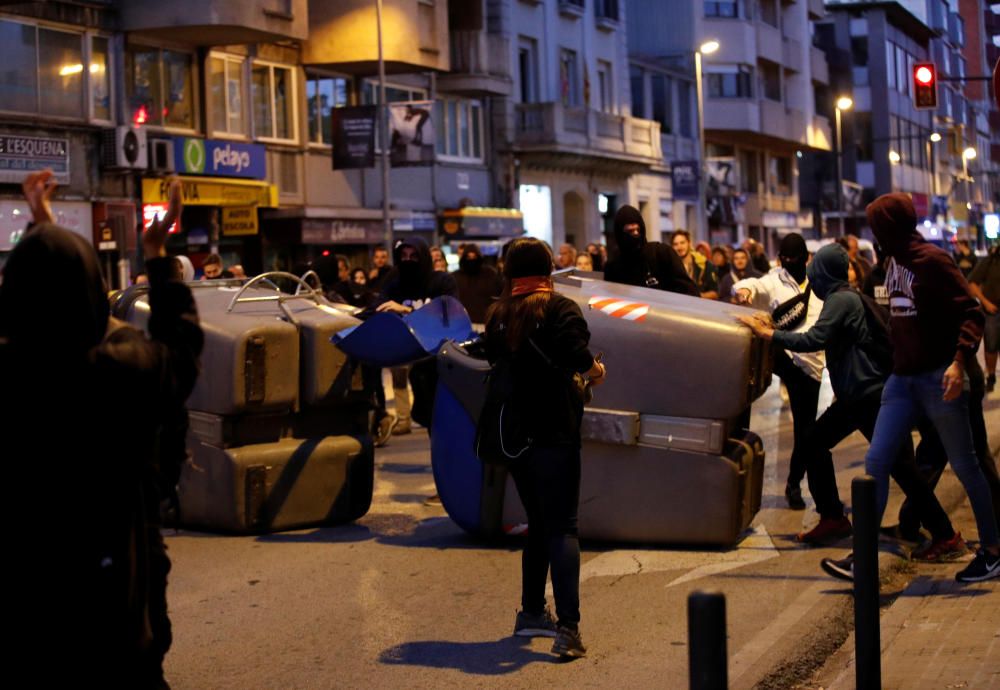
[{"left": 173, "top": 138, "right": 266, "bottom": 179}]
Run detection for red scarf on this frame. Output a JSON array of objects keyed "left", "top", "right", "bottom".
[{"left": 510, "top": 276, "right": 554, "bottom": 296}]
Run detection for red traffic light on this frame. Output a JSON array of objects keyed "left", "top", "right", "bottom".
[{"left": 913, "top": 63, "right": 937, "bottom": 110}]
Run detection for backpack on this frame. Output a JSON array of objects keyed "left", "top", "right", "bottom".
[{"left": 837, "top": 284, "right": 893, "bottom": 374}]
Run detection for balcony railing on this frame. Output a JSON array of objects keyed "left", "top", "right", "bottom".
[{"left": 514, "top": 102, "right": 661, "bottom": 162}]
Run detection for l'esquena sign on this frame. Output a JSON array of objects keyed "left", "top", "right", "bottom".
[{"left": 0, "top": 135, "right": 70, "bottom": 183}]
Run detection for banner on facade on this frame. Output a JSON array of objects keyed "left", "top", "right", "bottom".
[
  {"left": 671, "top": 161, "right": 699, "bottom": 201},
  {"left": 841, "top": 180, "right": 864, "bottom": 214},
  {"left": 389, "top": 101, "right": 435, "bottom": 166},
  {"left": 332, "top": 105, "right": 377, "bottom": 170},
  {"left": 0, "top": 135, "right": 70, "bottom": 183},
  {"left": 705, "top": 157, "right": 736, "bottom": 197}
]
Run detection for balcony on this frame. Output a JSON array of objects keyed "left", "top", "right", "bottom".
[
  {"left": 757, "top": 23, "right": 783, "bottom": 65},
  {"left": 782, "top": 36, "right": 803, "bottom": 73},
  {"left": 513, "top": 102, "right": 662, "bottom": 168},
  {"left": 760, "top": 99, "right": 792, "bottom": 141},
  {"left": 661, "top": 132, "right": 699, "bottom": 162},
  {"left": 810, "top": 46, "right": 829, "bottom": 84},
  {"left": 807, "top": 0, "right": 825, "bottom": 20},
  {"left": 440, "top": 31, "right": 512, "bottom": 96},
  {"left": 117, "top": 0, "right": 307, "bottom": 44},
  {"left": 704, "top": 99, "right": 760, "bottom": 133}
]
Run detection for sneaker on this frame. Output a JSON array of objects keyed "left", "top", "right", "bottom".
[
  {"left": 785, "top": 483, "right": 806, "bottom": 510},
  {"left": 374, "top": 414, "right": 398, "bottom": 448},
  {"left": 820, "top": 553, "right": 854, "bottom": 582},
  {"left": 797, "top": 516, "right": 853, "bottom": 546},
  {"left": 392, "top": 417, "right": 412, "bottom": 435},
  {"left": 912, "top": 531, "right": 968, "bottom": 562},
  {"left": 955, "top": 549, "right": 1000, "bottom": 583},
  {"left": 551, "top": 625, "right": 587, "bottom": 658},
  {"left": 513, "top": 608, "right": 558, "bottom": 638}
]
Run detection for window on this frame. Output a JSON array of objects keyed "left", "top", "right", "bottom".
[
  {"left": 759, "top": 0, "right": 778, "bottom": 27},
  {"left": 361, "top": 81, "right": 425, "bottom": 104},
  {"left": 758, "top": 59, "right": 781, "bottom": 102},
  {"left": 769, "top": 155, "right": 792, "bottom": 195},
  {"left": 0, "top": 20, "right": 109, "bottom": 121},
  {"left": 209, "top": 54, "right": 247, "bottom": 136},
  {"left": 706, "top": 65, "right": 753, "bottom": 98},
  {"left": 518, "top": 37, "right": 538, "bottom": 104},
  {"left": 886, "top": 42, "right": 896, "bottom": 90},
  {"left": 651, "top": 74, "right": 672, "bottom": 133},
  {"left": 630, "top": 65, "right": 645, "bottom": 118},
  {"left": 595, "top": 0, "right": 619, "bottom": 20},
  {"left": 677, "top": 81, "right": 692, "bottom": 136},
  {"left": 740, "top": 149, "right": 759, "bottom": 193},
  {"left": 705, "top": 1, "right": 738, "bottom": 18},
  {"left": 252, "top": 61, "right": 296, "bottom": 141},
  {"left": 854, "top": 111, "right": 872, "bottom": 161},
  {"left": 127, "top": 45, "right": 196, "bottom": 129},
  {"left": 559, "top": 48, "right": 579, "bottom": 106},
  {"left": 597, "top": 60, "right": 613, "bottom": 112},
  {"left": 306, "top": 74, "right": 348, "bottom": 145},
  {"left": 435, "top": 98, "right": 484, "bottom": 161}
]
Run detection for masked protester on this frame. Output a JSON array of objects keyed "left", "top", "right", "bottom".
[
  {"left": 734, "top": 233, "right": 825, "bottom": 510},
  {"left": 603, "top": 205, "right": 699, "bottom": 296},
  {"left": 1, "top": 174, "right": 203, "bottom": 686},
  {"left": 453, "top": 243, "right": 502, "bottom": 325}
]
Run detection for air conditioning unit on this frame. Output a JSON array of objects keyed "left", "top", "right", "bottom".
[
  {"left": 101, "top": 126, "right": 148, "bottom": 170},
  {"left": 148, "top": 138, "right": 175, "bottom": 173}
]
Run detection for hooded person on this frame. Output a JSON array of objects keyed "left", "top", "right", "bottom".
[
  {"left": 737, "top": 244, "right": 960, "bottom": 551},
  {"left": 816, "top": 193, "right": 1000, "bottom": 583},
  {"left": 733, "top": 232, "right": 825, "bottom": 510},
  {"left": 174, "top": 254, "right": 195, "bottom": 282},
  {"left": 717, "top": 248, "right": 762, "bottom": 302},
  {"left": 0, "top": 199, "right": 203, "bottom": 683},
  {"left": 602, "top": 205, "right": 699, "bottom": 296},
  {"left": 453, "top": 242, "right": 503, "bottom": 324}
]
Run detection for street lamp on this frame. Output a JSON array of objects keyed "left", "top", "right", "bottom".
[
  {"left": 694, "top": 39, "right": 719, "bottom": 243},
  {"left": 834, "top": 96, "right": 853, "bottom": 235},
  {"left": 889, "top": 150, "right": 901, "bottom": 164},
  {"left": 962, "top": 147, "right": 977, "bottom": 227},
  {"left": 927, "top": 133, "right": 940, "bottom": 198},
  {"left": 929, "top": 132, "right": 942, "bottom": 143}
]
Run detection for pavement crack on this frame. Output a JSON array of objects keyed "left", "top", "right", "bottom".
[{"left": 609, "top": 554, "right": 644, "bottom": 587}]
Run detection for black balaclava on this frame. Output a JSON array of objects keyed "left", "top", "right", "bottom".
[
  {"left": 778, "top": 233, "right": 808, "bottom": 284},
  {"left": 0, "top": 224, "right": 108, "bottom": 359},
  {"left": 613, "top": 205, "right": 646, "bottom": 255},
  {"left": 391, "top": 236, "right": 433, "bottom": 296},
  {"left": 459, "top": 243, "right": 483, "bottom": 274}
]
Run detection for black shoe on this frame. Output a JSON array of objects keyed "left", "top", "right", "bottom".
[
  {"left": 785, "top": 483, "right": 806, "bottom": 510},
  {"left": 879, "top": 524, "right": 922, "bottom": 544},
  {"left": 513, "top": 608, "right": 558, "bottom": 638},
  {"left": 551, "top": 625, "right": 587, "bottom": 658},
  {"left": 820, "top": 553, "right": 854, "bottom": 582},
  {"left": 987, "top": 375, "right": 996, "bottom": 393},
  {"left": 955, "top": 549, "right": 1000, "bottom": 582}
]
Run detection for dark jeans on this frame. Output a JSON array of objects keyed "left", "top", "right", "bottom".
[
  {"left": 803, "top": 388, "right": 954, "bottom": 541},
  {"left": 899, "top": 358, "right": 1000, "bottom": 536},
  {"left": 774, "top": 350, "right": 821, "bottom": 486},
  {"left": 509, "top": 444, "right": 581, "bottom": 628},
  {"left": 361, "top": 364, "right": 387, "bottom": 424}
]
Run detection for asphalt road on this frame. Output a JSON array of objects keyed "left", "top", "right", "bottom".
[{"left": 163, "top": 372, "right": 1000, "bottom": 689}]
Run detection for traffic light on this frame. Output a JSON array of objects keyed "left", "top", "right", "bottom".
[{"left": 913, "top": 63, "right": 937, "bottom": 109}]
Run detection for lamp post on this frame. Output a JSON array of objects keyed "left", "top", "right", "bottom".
[
  {"left": 928, "top": 132, "right": 941, "bottom": 198},
  {"left": 963, "top": 146, "right": 977, "bottom": 241},
  {"left": 376, "top": 0, "right": 392, "bottom": 254},
  {"left": 834, "top": 96, "right": 853, "bottom": 236},
  {"left": 695, "top": 40, "right": 718, "bottom": 244}
]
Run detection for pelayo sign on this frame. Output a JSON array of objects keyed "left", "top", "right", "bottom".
[{"left": 173, "top": 138, "right": 266, "bottom": 179}]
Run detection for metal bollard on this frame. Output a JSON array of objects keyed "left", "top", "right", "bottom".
[
  {"left": 852, "top": 475, "right": 881, "bottom": 690},
  {"left": 688, "top": 590, "right": 727, "bottom": 690}
]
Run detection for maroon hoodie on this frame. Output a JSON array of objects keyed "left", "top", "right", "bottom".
[{"left": 866, "top": 193, "right": 983, "bottom": 375}]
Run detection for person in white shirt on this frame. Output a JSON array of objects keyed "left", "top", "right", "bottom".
[{"left": 734, "top": 233, "right": 825, "bottom": 509}]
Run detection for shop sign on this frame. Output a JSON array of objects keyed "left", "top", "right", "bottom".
[
  {"left": 222, "top": 207, "right": 259, "bottom": 236},
  {"left": 142, "top": 177, "right": 277, "bottom": 208},
  {"left": 671, "top": 160, "right": 699, "bottom": 201},
  {"left": 173, "top": 138, "right": 266, "bottom": 179},
  {"left": 762, "top": 211, "right": 797, "bottom": 228},
  {"left": 0, "top": 135, "right": 70, "bottom": 183},
  {"left": 332, "top": 106, "right": 377, "bottom": 170},
  {"left": 302, "top": 219, "right": 385, "bottom": 244},
  {"left": 0, "top": 200, "right": 91, "bottom": 251}
]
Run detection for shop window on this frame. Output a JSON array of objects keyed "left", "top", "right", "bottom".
[
  {"left": 306, "top": 74, "right": 349, "bottom": 145},
  {"left": 0, "top": 20, "right": 109, "bottom": 122},
  {"left": 127, "top": 45, "right": 196, "bottom": 130},
  {"left": 706, "top": 65, "right": 753, "bottom": 98},
  {"left": 435, "top": 97, "right": 484, "bottom": 162},
  {"left": 209, "top": 54, "right": 247, "bottom": 137},
  {"left": 252, "top": 61, "right": 296, "bottom": 142}
]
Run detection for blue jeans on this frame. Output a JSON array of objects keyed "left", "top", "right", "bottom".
[{"left": 865, "top": 366, "right": 999, "bottom": 548}]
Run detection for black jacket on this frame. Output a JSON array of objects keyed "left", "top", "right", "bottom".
[
  {"left": 602, "top": 205, "right": 699, "bottom": 296},
  {"left": 379, "top": 236, "right": 458, "bottom": 305},
  {"left": 484, "top": 293, "right": 594, "bottom": 447}
]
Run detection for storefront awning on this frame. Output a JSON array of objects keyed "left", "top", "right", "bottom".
[
  {"left": 142, "top": 176, "right": 278, "bottom": 208},
  {"left": 439, "top": 207, "right": 523, "bottom": 238}
]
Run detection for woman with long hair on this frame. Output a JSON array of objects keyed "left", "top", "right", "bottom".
[{"left": 483, "top": 238, "right": 606, "bottom": 658}]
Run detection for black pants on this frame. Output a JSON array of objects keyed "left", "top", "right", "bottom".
[
  {"left": 773, "top": 350, "right": 821, "bottom": 486},
  {"left": 509, "top": 445, "right": 581, "bottom": 628},
  {"left": 899, "top": 358, "right": 1000, "bottom": 535},
  {"left": 804, "top": 388, "right": 954, "bottom": 541},
  {"left": 361, "top": 364, "right": 387, "bottom": 424}
]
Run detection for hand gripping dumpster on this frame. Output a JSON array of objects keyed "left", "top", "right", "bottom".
[
  {"left": 432, "top": 271, "right": 772, "bottom": 546},
  {"left": 113, "top": 273, "right": 374, "bottom": 533}
]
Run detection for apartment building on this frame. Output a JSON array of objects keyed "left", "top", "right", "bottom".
[{"left": 627, "top": 0, "right": 832, "bottom": 248}]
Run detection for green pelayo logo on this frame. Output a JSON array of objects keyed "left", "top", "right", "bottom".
[{"left": 183, "top": 138, "right": 206, "bottom": 173}]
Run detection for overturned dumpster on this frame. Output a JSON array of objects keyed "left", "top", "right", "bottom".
[
  {"left": 114, "top": 273, "right": 374, "bottom": 533},
  {"left": 430, "top": 271, "right": 772, "bottom": 546}
]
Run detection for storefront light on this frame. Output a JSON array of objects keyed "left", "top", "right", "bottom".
[{"left": 59, "top": 64, "right": 84, "bottom": 76}]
